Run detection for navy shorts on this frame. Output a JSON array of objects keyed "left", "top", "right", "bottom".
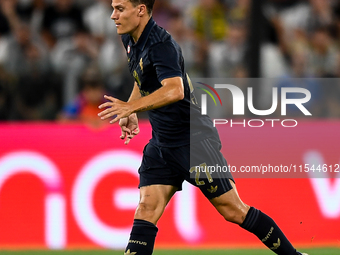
[{"left": 138, "top": 137, "right": 234, "bottom": 199}]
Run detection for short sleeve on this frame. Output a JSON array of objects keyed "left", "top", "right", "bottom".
[{"left": 148, "top": 41, "right": 182, "bottom": 83}]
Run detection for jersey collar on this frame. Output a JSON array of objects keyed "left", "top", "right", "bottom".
[{"left": 133, "top": 17, "right": 156, "bottom": 51}]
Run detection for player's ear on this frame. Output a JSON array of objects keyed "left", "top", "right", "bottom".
[{"left": 138, "top": 4, "right": 147, "bottom": 16}]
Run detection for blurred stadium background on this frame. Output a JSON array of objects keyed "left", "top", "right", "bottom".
[{"left": 0, "top": 0, "right": 340, "bottom": 254}]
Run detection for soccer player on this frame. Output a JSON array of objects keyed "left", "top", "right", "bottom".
[{"left": 98, "top": 1, "right": 308, "bottom": 255}]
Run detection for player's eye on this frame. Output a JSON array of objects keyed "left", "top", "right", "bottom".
[{"left": 112, "top": 6, "right": 124, "bottom": 12}]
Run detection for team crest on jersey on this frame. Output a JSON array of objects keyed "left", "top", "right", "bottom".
[{"left": 127, "top": 45, "right": 131, "bottom": 53}]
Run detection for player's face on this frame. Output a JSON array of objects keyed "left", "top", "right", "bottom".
[{"left": 111, "top": 0, "right": 141, "bottom": 36}]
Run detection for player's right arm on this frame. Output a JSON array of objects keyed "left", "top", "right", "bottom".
[{"left": 119, "top": 82, "right": 141, "bottom": 144}]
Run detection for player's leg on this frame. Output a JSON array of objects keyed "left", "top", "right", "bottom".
[
  {"left": 135, "top": 184, "right": 178, "bottom": 224},
  {"left": 190, "top": 138, "right": 300, "bottom": 255},
  {"left": 209, "top": 179, "right": 249, "bottom": 224},
  {"left": 124, "top": 143, "right": 183, "bottom": 255},
  {"left": 124, "top": 184, "right": 177, "bottom": 255},
  {"left": 210, "top": 180, "right": 299, "bottom": 255}
]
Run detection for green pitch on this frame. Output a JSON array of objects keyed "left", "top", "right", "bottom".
[{"left": 0, "top": 248, "right": 339, "bottom": 255}]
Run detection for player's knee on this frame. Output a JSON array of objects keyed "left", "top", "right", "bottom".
[
  {"left": 135, "top": 201, "right": 157, "bottom": 216},
  {"left": 214, "top": 202, "right": 249, "bottom": 224},
  {"left": 134, "top": 201, "right": 163, "bottom": 222},
  {"left": 221, "top": 209, "right": 245, "bottom": 224}
]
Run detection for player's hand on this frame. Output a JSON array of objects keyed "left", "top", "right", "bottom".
[
  {"left": 119, "top": 113, "right": 140, "bottom": 145},
  {"left": 98, "top": 95, "right": 133, "bottom": 124}
]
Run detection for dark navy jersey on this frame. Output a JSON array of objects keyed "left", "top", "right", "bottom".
[{"left": 121, "top": 17, "right": 218, "bottom": 147}]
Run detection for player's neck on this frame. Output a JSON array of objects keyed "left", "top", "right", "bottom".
[{"left": 131, "top": 16, "right": 151, "bottom": 43}]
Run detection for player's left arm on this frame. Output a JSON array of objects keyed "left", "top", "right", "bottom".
[{"left": 98, "top": 76, "right": 184, "bottom": 123}]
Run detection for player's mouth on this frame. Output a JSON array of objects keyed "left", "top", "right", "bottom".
[{"left": 115, "top": 23, "right": 121, "bottom": 27}]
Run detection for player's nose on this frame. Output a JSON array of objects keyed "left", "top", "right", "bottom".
[{"left": 111, "top": 10, "right": 118, "bottom": 20}]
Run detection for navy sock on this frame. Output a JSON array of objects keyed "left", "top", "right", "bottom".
[
  {"left": 124, "top": 219, "right": 158, "bottom": 255},
  {"left": 240, "top": 207, "right": 297, "bottom": 255}
]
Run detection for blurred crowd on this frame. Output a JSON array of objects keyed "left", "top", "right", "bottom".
[{"left": 0, "top": 0, "right": 339, "bottom": 123}]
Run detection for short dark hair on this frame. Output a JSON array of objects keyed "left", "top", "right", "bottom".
[{"left": 130, "top": 0, "right": 155, "bottom": 15}]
